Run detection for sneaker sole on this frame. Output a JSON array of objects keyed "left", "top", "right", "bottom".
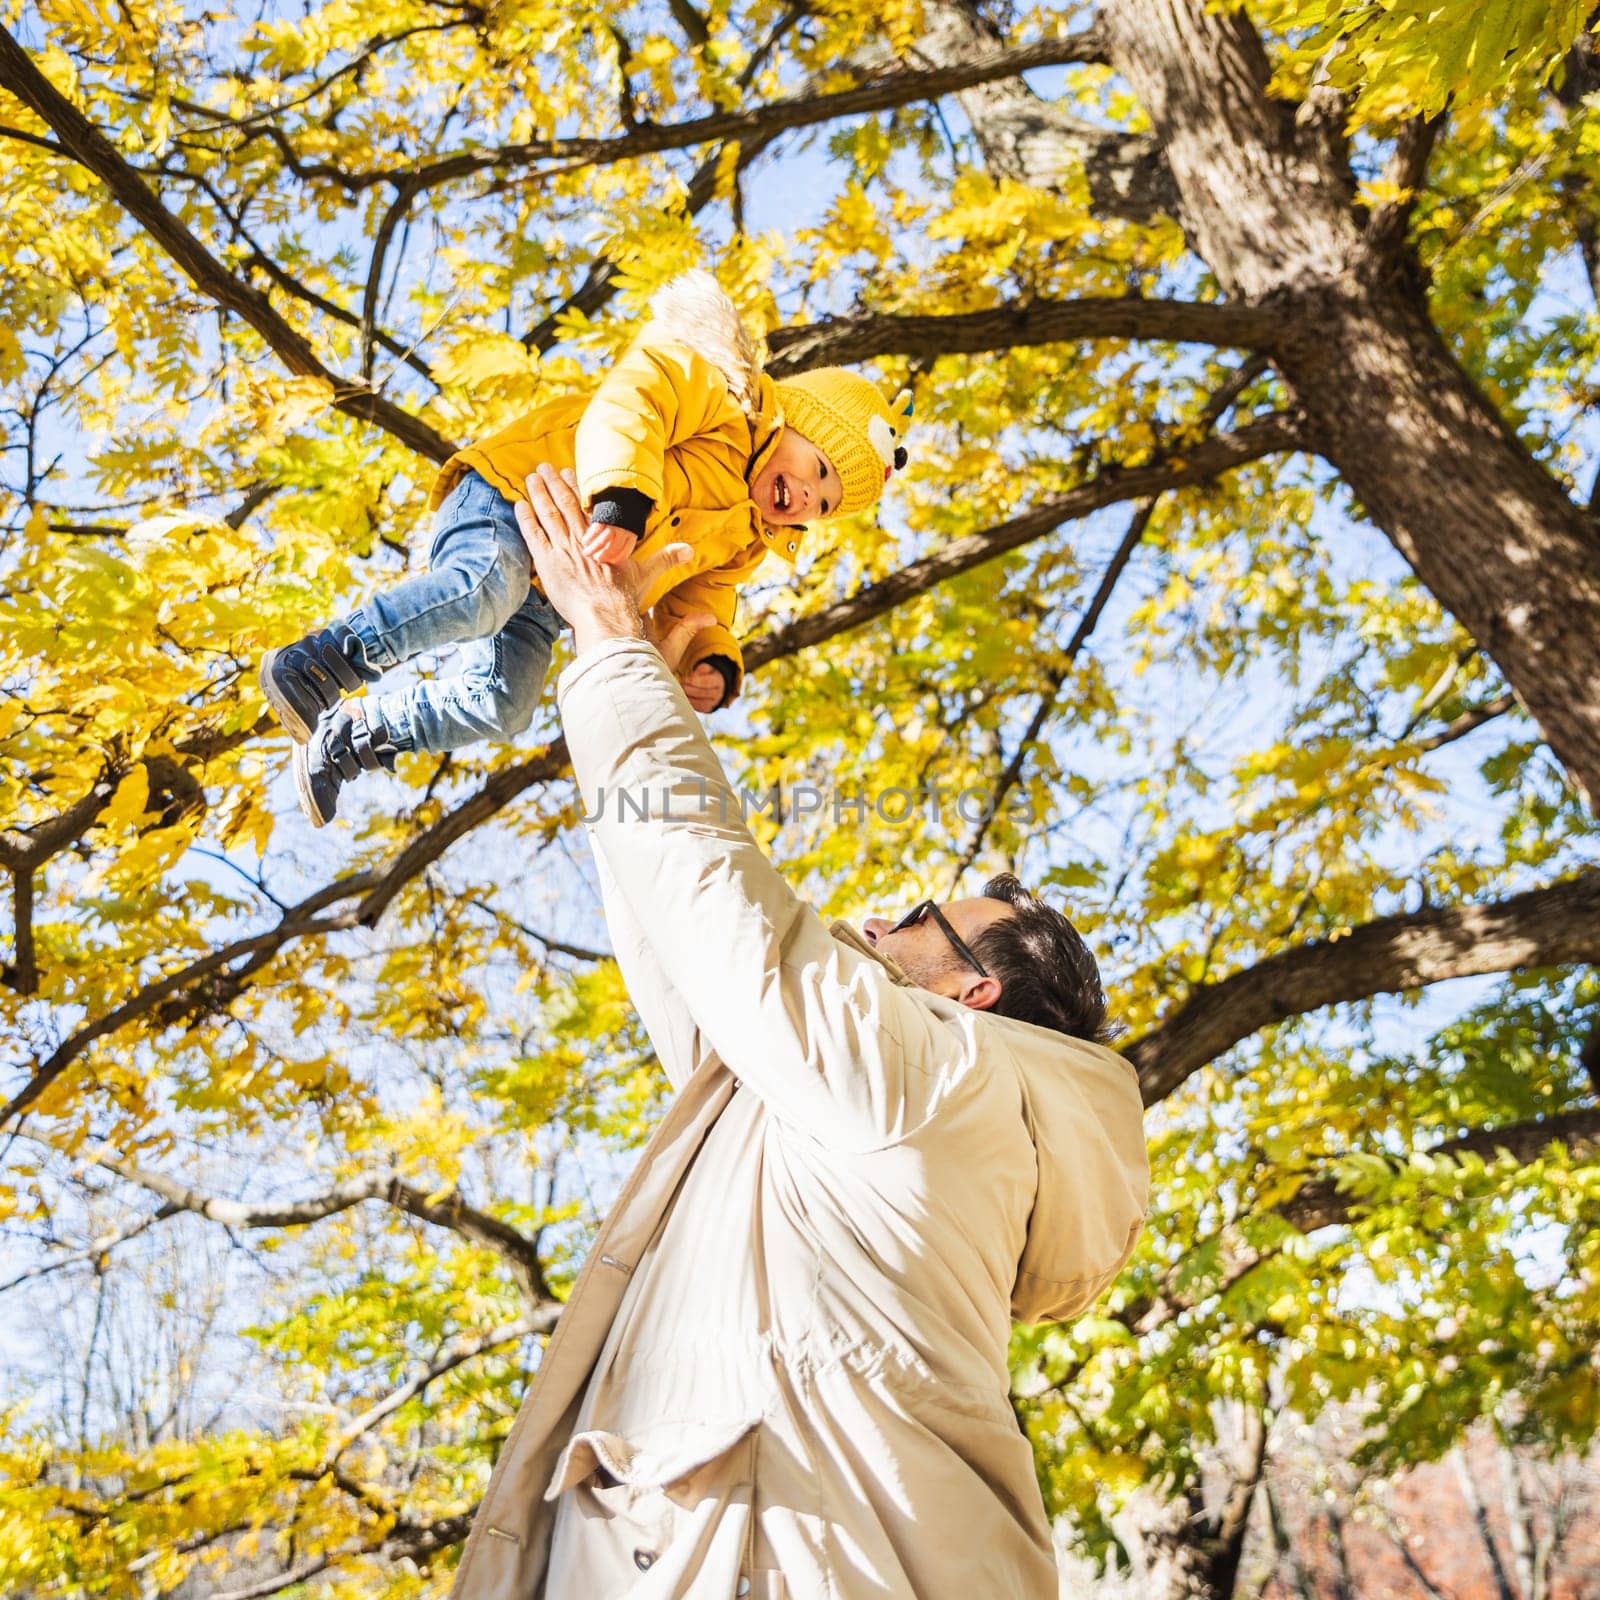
[
  {"left": 292, "top": 743, "right": 332, "bottom": 828},
  {"left": 260, "top": 650, "right": 315, "bottom": 744}
]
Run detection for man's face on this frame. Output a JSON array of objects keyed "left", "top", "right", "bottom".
[
  {"left": 748, "top": 427, "right": 838, "bottom": 526},
  {"left": 860, "top": 897, "right": 1014, "bottom": 1009}
]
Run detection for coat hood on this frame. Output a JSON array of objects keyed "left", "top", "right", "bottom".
[
  {"left": 644, "top": 272, "right": 803, "bottom": 567},
  {"left": 830, "top": 918, "right": 1149, "bottom": 1326},
  {"left": 644, "top": 270, "right": 766, "bottom": 425},
  {"left": 992, "top": 1012, "right": 1148, "bottom": 1323}
]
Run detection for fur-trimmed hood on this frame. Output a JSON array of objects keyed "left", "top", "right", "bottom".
[{"left": 642, "top": 270, "right": 767, "bottom": 424}]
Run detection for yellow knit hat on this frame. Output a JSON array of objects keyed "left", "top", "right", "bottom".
[{"left": 773, "top": 370, "right": 912, "bottom": 520}]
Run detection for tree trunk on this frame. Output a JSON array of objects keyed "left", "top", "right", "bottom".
[
  {"left": 1275, "top": 286, "right": 1600, "bottom": 812},
  {"left": 1324, "top": 1501, "right": 1357, "bottom": 1600},
  {"left": 1089, "top": 0, "right": 1600, "bottom": 810},
  {"left": 1453, "top": 1447, "right": 1520, "bottom": 1600},
  {"left": 1500, "top": 1445, "right": 1539, "bottom": 1599},
  {"left": 921, "top": 2, "right": 1181, "bottom": 223},
  {"left": 1133, "top": 1408, "right": 1269, "bottom": 1600},
  {"left": 1264, "top": 1480, "right": 1315, "bottom": 1598}
]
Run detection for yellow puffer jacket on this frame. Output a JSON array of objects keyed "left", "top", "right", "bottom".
[{"left": 431, "top": 283, "right": 801, "bottom": 707}]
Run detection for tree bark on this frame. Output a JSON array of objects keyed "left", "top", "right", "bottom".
[
  {"left": 1453, "top": 1447, "right": 1520, "bottom": 1600},
  {"left": 1264, "top": 1480, "right": 1316, "bottom": 1598},
  {"left": 1088, "top": 0, "right": 1600, "bottom": 811},
  {"left": 1127, "top": 870, "right": 1600, "bottom": 1106},
  {"left": 914, "top": 2, "right": 1180, "bottom": 223},
  {"left": 1278, "top": 287, "right": 1600, "bottom": 812},
  {"left": 1129, "top": 1407, "right": 1267, "bottom": 1600},
  {"left": 1500, "top": 1445, "right": 1539, "bottom": 1600}
]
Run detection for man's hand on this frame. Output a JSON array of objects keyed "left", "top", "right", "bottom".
[
  {"left": 516, "top": 465, "right": 687, "bottom": 656},
  {"left": 680, "top": 661, "right": 726, "bottom": 715},
  {"left": 581, "top": 521, "right": 639, "bottom": 566},
  {"left": 646, "top": 611, "right": 723, "bottom": 713}
]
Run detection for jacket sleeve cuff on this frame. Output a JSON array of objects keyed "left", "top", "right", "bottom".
[
  {"left": 556, "top": 635, "right": 673, "bottom": 713},
  {"left": 702, "top": 654, "right": 738, "bottom": 710},
  {"left": 681, "top": 625, "right": 743, "bottom": 704},
  {"left": 588, "top": 486, "right": 654, "bottom": 536}
]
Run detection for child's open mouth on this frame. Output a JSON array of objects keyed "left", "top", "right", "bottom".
[{"left": 773, "top": 475, "right": 793, "bottom": 514}]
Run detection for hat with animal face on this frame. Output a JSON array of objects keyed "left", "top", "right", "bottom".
[{"left": 773, "top": 369, "right": 912, "bottom": 519}]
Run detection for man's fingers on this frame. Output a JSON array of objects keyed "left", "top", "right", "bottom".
[
  {"left": 524, "top": 464, "right": 589, "bottom": 544},
  {"left": 513, "top": 494, "right": 548, "bottom": 553},
  {"left": 651, "top": 608, "right": 717, "bottom": 672},
  {"left": 537, "top": 462, "right": 590, "bottom": 537},
  {"left": 632, "top": 540, "right": 693, "bottom": 593},
  {"left": 519, "top": 471, "right": 568, "bottom": 553}
]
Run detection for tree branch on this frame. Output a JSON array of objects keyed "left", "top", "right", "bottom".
[
  {"left": 0, "top": 708, "right": 273, "bottom": 888},
  {"left": 1365, "top": 113, "right": 1445, "bottom": 261},
  {"left": 361, "top": 177, "right": 424, "bottom": 383},
  {"left": 744, "top": 411, "right": 1304, "bottom": 668},
  {"left": 0, "top": 773, "right": 118, "bottom": 872},
  {"left": 1282, "top": 1105, "right": 1600, "bottom": 1233},
  {"left": 1109, "top": 1105, "right": 1600, "bottom": 1344},
  {"left": 209, "top": 1556, "right": 338, "bottom": 1600},
  {"left": 267, "top": 34, "right": 1111, "bottom": 194},
  {"left": 0, "top": 728, "right": 577, "bottom": 1127},
  {"left": 945, "top": 356, "right": 1272, "bottom": 879},
  {"left": 326, "top": 1313, "right": 552, "bottom": 1462},
  {"left": 766, "top": 294, "right": 1279, "bottom": 376},
  {"left": 5, "top": 866, "right": 37, "bottom": 995},
  {"left": 0, "top": 26, "right": 454, "bottom": 463},
  {"left": 88, "top": 1151, "right": 555, "bottom": 1306},
  {"left": 182, "top": 1500, "right": 479, "bottom": 1598},
  {"left": 1127, "top": 871, "right": 1600, "bottom": 1106},
  {"left": 460, "top": 895, "right": 608, "bottom": 962},
  {"left": 521, "top": 129, "right": 778, "bottom": 352},
  {"left": 384, "top": 1510, "right": 477, "bottom": 1561},
  {"left": 159, "top": 21, "right": 474, "bottom": 145},
  {"left": 179, "top": 168, "right": 436, "bottom": 385},
  {"left": 0, "top": 1201, "right": 178, "bottom": 1293},
  {"left": 517, "top": 10, "right": 796, "bottom": 351},
  {"left": 1411, "top": 692, "right": 1518, "bottom": 753},
  {"left": 666, "top": 0, "right": 712, "bottom": 50},
  {"left": 0, "top": 878, "right": 373, "bottom": 1126},
  {"left": 0, "top": 119, "right": 62, "bottom": 155},
  {"left": 949, "top": 497, "right": 1155, "bottom": 883}
]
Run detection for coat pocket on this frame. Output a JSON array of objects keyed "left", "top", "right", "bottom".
[{"left": 542, "top": 1416, "right": 762, "bottom": 1599}]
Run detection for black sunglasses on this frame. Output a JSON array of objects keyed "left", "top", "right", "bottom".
[{"left": 890, "top": 900, "right": 990, "bottom": 978}]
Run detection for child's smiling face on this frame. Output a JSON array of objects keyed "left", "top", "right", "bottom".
[{"left": 749, "top": 427, "right": 838, "bottom": 526}]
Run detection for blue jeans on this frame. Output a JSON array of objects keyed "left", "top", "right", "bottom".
[{"left": 346, "top": 472, "right": 566, "bottom": 753}]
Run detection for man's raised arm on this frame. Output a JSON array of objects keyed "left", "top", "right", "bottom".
[
  {"left": 591, "top": 841, "right": 713, "bottom": 1095},
  {"left": 518, "top": 466, "right": 950, "bottom": 1149}
]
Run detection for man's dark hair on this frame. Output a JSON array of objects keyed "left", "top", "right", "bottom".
[{"left": 969, "top": 873, "right": 1116, "bottom": 1045}]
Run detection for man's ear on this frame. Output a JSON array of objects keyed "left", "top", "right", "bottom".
[{"left": 958, "top": 974, "right": 1002, "bottom": 1013}]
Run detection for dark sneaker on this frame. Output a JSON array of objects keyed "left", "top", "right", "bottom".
[
  {"left": 293, "top": 705, "right": 400, "bottom": 828},
  {"left": 260, "top": 622, "right": 381, "bottom": 743}
]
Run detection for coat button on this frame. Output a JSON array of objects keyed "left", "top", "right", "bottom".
[
  {"left": 671, "top": 515, "right": 681, "bottom": 526},
  {"left": 737, "top": 1581, "right": 751, "bottom": 1596},
  {"left": 634, "top": 1549, "right": 656, "bottom": 1571}
]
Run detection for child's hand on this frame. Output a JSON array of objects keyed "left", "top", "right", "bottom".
[
  {"left": 582, "top": 521, "right": 640, "bottom": 566},
  {"left": 680, "top": 661, "right": 726, "bottom": 714}
]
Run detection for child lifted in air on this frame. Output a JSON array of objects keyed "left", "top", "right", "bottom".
[{"left": 258, "top": 271, "right": 912, "bottom": 826}]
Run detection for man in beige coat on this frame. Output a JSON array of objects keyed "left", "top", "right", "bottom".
[{"left": 447, "top": 465, "right": 1149, "bottom": 1600}]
